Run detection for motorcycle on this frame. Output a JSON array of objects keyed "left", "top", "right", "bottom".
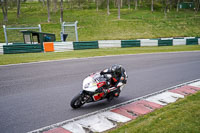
[{"left": 70, "top": 72, "right": 126, "bottom": 109}]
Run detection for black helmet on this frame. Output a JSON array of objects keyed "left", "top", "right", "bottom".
[{"left": 111, "top": 64, "right": 121, "bottom": 76}]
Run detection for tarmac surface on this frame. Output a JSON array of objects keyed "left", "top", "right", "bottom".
[{"left": 0, "top": 51, "right": 200, "bottom": 133}]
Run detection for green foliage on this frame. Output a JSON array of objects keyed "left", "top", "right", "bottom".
[{"left": 0, "top": 2, "right": 200, "bottom": 43}]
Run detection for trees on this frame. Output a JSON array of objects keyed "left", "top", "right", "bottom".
[
  {"left": 60, "top": 0, "right": 63, "bottom": 23},
  {"left": 96, "top": 0, "right": 99, "bottom": 11},
  {"left": 194, "top": 0, "right": 200, "bottom": 13},
  {"left": 151, "top": 0, "right": 154, "bottom": 12},
  {"left": 1, "top": 0, "right": 21, "bottom": 21},
  {"left": 163, "top": 0, "right": 170, "bottom": 17},
  {"left": 53, "top": 0, "right": 58, "bottom": 12},
  {"left": 107, "top": 0, "right": 110, "bottom": 15},
  {"left": 128, "top": 0, "right": 130, "bottom": 10},
  {"left": 17, "top": 0, "right": 21, "bottom": 18},
  {"left": 177, "top": 0, "right": 180, "bottom": 12},
  {"left": 118, "top": 0, "right": 120, "bottom": 19},
  {"left": 41, "top": 0, "right": 45, "bottom": 6},
  {"left": 1, "top": 0, "right": 199, "bottom": 23},
  {"left": 135, "top": 0, "right": 138, "bottom": 10},
  {"left": 0, "top": 0, "right": 8, "bottom": 22},
  {"left": 47, "top": 0, "right": 51, "bottom": 22}
]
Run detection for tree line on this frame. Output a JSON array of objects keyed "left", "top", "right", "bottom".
[{"left": 1, "top": 0, "right": 200, "bottom": 22}]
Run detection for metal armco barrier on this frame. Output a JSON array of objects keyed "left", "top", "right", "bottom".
[
  {"left": 2, "top": 37, "right": 200, "bottom": 54},
  {"left": 121, "top": 40, "right": 140, "bottom": 47},
  {"left": 158, "top": 39, "right": 173, "bottom": 46},
  {"left": 73, "top": 41, "right": 98, "bottom": 50},
  {"left": 3, "top": 44, "right": 43, "bottom": 54},
  {"left": 98, "top": 40, "right": 121, "bottom": 48},
  {"left": 54, "top": 42, "right": 73, "bottom": 52},
  {"left": 186, "top": 38, "right": 199, "bottom": 45}
]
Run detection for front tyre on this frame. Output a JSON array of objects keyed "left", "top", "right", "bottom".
[{"left": 70, "top": 93, "right": 84, "bottom": 109}]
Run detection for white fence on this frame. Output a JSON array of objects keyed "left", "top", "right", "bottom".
[
  {"left": 0, "top": 43, "right": 4, "bottom": 54},
  {"left": 98, "top": 40, "right": 121, "bottom": 48},
  {"left": 140, "top": 39, "right": 158, "bottom": 47},
  {"left": 54, "top": 42, "right": 73, "bottom": 52},
  {"left": 1, "top": 37, "right": 199, "bottom": 54},
  {"left": 173, "top": 39, "right": 186, "bottom": 46}
]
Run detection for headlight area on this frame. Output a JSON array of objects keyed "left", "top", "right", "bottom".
[{"left": 83, "top": 82, "right": 97, "bottom": 89}]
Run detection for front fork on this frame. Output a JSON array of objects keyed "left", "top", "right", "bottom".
[{"left": 80, "top": 90, "right": 93, "bottom": 103}]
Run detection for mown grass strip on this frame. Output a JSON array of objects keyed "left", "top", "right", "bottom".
[
  {"left": 108, "top": 91, "right": 200, "bottom": 133},
  {"left": 0, "top": 45, "right": 200, "bottom": 65}
]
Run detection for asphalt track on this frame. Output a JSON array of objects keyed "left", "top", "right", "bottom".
[{"left": 0, "top": 51, "right": 200, "bottom": 133}]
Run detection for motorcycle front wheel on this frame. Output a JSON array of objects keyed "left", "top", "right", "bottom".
[{"left": 70, "top": 93, "right": 84, "bottom": 109}]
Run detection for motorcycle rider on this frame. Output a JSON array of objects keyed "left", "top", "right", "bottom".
[{"left": 100, "top": 64, "right": 128, "bottom": 100}]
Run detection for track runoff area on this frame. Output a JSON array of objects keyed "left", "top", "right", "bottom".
[{"left": 28, "top": 79, "right": 200, "bottom": 133}]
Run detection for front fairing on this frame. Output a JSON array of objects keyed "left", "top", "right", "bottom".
[{"left": 82, "top": 76, "right": 98, "bottom": 92}]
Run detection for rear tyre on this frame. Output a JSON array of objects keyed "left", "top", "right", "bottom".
[{"left": 70, "top": 93, "right": 84, "bottom": 109}]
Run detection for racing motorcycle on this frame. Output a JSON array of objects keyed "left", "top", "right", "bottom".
[{"left": 70, "top": 72, "right": 126, "bottom": 109}]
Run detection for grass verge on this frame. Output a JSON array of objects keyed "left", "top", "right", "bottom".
[
  {"left": 0, "top": 45, "right": 200, "bottom": 65},
  {"left": 108, "top": 91, "right": 200, "bottom": 133}
]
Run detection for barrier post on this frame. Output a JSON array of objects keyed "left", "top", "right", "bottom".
[
  {"left": 75, "top": 21, "right": 79, "bottom": 42},
  {"left": 3, "top": 25, "right": 8, "bottom": 45}
]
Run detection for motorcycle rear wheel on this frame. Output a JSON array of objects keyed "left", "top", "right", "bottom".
[{"left": 70, "top": 93, "right": 84, "bottom": 109}]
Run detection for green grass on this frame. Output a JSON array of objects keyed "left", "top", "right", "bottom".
[
  {"left": 108, "top": 91, "right": 200, "bottom": 133},
  {"left": 0, "top": 45, "right": 200, "bottom": 65},
  {"left": 0, "top": 2, "right": 200, "bottom": 43}
]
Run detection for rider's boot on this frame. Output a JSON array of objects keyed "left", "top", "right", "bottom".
[{"left": 114, "top": 87, "right": 121, "bottom": 98}]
